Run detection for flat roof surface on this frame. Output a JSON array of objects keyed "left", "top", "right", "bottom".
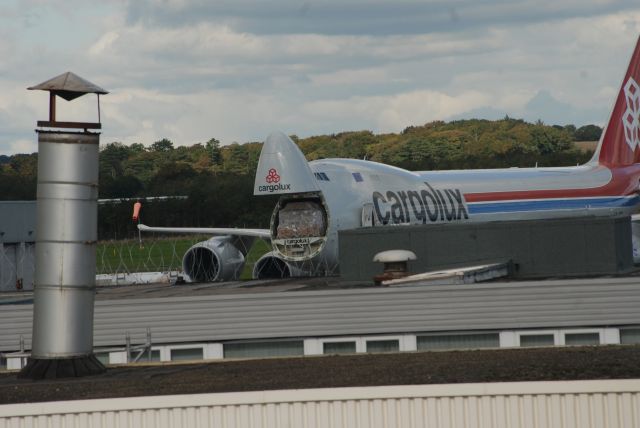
[
  {"left": 1, "top": 345, "right": 639, "bottom": 404},
  {"left": 1, "top": 269, "right": 639, "bottom": 303},
  {"left": 2, "top": 275, "right": 640, "bottom": 351},
  {"left": 0, "top": 277, "right": 367, "bottom": 305}
]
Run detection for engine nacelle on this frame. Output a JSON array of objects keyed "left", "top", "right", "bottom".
[
  {"left": 252, "top": 251, "right": 306, "bottom": 279},
  {"left": 182, "top": 236, "right": 246, "bottom": 282}
]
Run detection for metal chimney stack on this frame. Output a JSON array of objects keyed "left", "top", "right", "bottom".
[{"left": 19, "top": 72, "right": 108, "bottom": 379}]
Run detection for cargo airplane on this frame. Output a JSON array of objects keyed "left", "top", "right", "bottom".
[{"left": 139, "top": 36, "right": 640, "bottom": 282}]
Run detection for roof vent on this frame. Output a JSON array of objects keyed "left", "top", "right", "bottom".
[
  {"left": 28, "top": 71, "right": 108, "bottom": 130},
  {"left": 373, "top": 249, "right": 417, "bottom": 285}
]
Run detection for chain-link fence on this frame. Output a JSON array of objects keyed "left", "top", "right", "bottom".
[
  {"left": 0, "top": 242, "right": 35, "bottom": 292},
  {"left": 1, "top": 234, "right": 340, "bottom": 290}
]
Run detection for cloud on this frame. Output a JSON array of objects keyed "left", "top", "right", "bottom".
[
  {"left": 124, "top": 0, "right": 639, "bottom": 35},
  {"left": 0, "top": 0, "right": 639, "bottom": 156},
  {"left": 295, "top": 89, "right": 492, "bottom": 134},
  {"left": 95, "top": 86, "right": 495, "bottom": 147},
  {"left": 79, "top": 21, "right": 506, "bottom": 98},
  {"left": 451, "top": 90, "right": 606, "bottom": 126},
  {"left": 522, "top": 90, "right": 601, "bottom": 125},
  {"left": 6, "top": 139, "right": 37, "bottom": 154},
  {"left": 88, "top": 31, "right": 120, "bottom": 56}
]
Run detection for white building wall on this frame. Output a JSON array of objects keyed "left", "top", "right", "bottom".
[
  {"left": 1, "top": 380, "right": 639, "bottom": 428},
  {"left": 2, "top": 325, "right": 639, "bottom": 371}
]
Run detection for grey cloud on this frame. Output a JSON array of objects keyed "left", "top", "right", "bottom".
[
  {"left": 79, "top": 24, "right": 504, "bottom": 96},
  {"left": 450, "top": 106, "right": 508, "bottom": 122},
  {"left": 452, "top": 90, "right": 606, "bottom": 127},
  {"left": 0, "top": 108, "right": 37, "bottom": 154},
  {"left": 125, "top": 0, "right": 639, "bottom": 35},
  {"left": 522, "top": 90, "right": 604, "bottom": 126},
  {"left": 1, "top": 0, "right": 637, "bottom": 155}
]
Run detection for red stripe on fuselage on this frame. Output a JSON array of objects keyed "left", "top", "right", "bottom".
[{"left": 464, "top": 165, "right": 640, "bottom": 202}]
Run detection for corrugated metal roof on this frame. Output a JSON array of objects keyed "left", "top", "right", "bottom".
[
  {"left": 1, "top": 277, "right": 640, "bottom": 351},
  {"left": 2, "top": 381, "right": 640, "bottom": 427}
]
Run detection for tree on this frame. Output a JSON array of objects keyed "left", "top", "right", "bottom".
[
  {"left": 7, "top": 154, "right": 38, "bottom": 177},
  {"left": 0, "top": 118, "right": 594, "bottom": 234},
  {"left": 222, "top": 143, "right": 250, "bottom": 174},
  {"left": 530, "top": 126, "right": 572, "bottom": 155},
  {"left": 147, "top": 161, "right": 197, "bottom": 196},
  {"left": 99, "top": 175, "right": 143, "bottom": 198},
  {"left": 123, "top": 152, "right": 158, "bottom": 184},
  {"left": 149, "top": 138, "right": 174, "bottom": 152},
  {"left": 100, "top": 142, "right": 131, "bottom": 179},
  {"left": 574, "top": 125, "right": 602, "bottom": 141},
  {"left": 129, "top": 143, "right": 145, "bottom": 153},
  {"left": 205, "top": 138, "right": 222, "bottom": 167},
  {"left": 563, "top": 124, "right": 577, "bottom": 139}
]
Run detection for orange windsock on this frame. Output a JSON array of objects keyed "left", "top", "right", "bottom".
[{"left": 132, "top": 201, "right": 142, "bottom": 222}]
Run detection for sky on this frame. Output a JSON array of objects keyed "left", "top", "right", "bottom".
[{"left": 1, "top": 0, "right": 639, "bottom": 155}]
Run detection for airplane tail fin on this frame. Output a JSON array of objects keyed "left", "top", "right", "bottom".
[
  {"left": 254, "top": 132, "right": 320, "bottom": 195},
  {"left": 592, "top": 35, "right": 640, "bottom": 167}
]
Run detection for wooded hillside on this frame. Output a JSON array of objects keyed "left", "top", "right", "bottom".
[{"left": 0, "top": 119, "right": 600, "bottom": 239}]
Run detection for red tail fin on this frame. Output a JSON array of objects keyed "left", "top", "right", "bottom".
[{"left": 595, "top": 36, "right": 640, "bottom": 166}]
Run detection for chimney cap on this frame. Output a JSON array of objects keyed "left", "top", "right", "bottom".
[
  {"left": 373, "top": 249, "right": 417, "bottom": 263},
  {"left": 28, "top": 71, "right": 108, "bottom": 101}
]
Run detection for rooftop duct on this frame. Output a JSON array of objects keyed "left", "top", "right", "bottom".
[{"left": 19, "top": 73, "right": 107, "bottom": 379}]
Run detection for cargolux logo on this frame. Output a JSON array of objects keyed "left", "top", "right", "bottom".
[
  {"left": 266, "top": 168, "right": 280, "bottom": 183},
  {"left": 623, "top": 77, "right": 640, "bottom": 151},
  {"left": 259, "top": 168, "right": 291, "bottom": 192},
  {"left": 372, "top": 182, "right": 469, "bottom": 225}
]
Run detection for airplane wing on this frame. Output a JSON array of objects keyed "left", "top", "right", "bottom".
[{"left": 137, "top": 224, "right": 271, "bottom": 240}]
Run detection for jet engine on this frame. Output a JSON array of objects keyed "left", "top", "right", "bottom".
[
  {"left": 182, "top": 236, "right": 246, "bottom": 282},
  {"left": 252, "top": 251, "right": 306, "bottom": 279}
]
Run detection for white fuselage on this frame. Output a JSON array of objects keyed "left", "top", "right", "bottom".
[{"left": 296, "top": 158, "right": 639, "bottom": 272}]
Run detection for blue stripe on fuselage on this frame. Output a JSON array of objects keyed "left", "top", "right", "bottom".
[{"left": 467, "top": 196, "right": 640, "bottom": 214}]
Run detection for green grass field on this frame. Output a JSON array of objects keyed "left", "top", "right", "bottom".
[{"left": 97, "top": 236, "right": 271, "bottom": 280}]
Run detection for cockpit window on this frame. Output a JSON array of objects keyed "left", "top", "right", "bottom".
[
  {"left": 276, "top": 201, "right": 326, "bottom": 239},
  {"left": 314, "top": 172, "right": 330, "bottom": 181},
  {"left": 352, "top": 172, "right": 363, "bottom": 182}
]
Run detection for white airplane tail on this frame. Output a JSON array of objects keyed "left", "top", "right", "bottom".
[{"left": 254, "top": 132, "right": 320, "bottom": 195}]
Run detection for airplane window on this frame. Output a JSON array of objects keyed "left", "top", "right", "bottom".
[
  {"left": 352, "top": 172, "right": 363, "bottom": 182},
  {"left": 314, "top": 172, "right": 330, "bottom": 181}
]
